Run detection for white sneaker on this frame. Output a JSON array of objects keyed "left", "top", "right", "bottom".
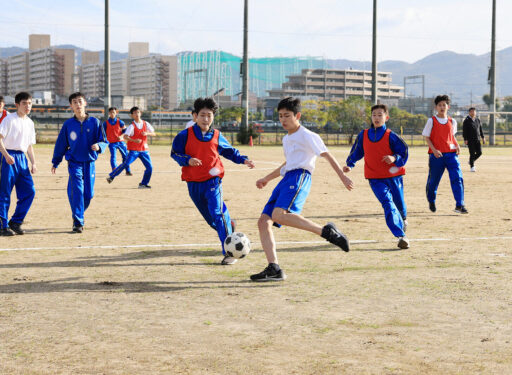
[
  {"left": 221, "top": 256, "right": 238, "bottom": 265},
  {"left": 397, "top": 236, "right": 410, "bottom": 249},
  {"left": 470, "top": 166, "right": 476, "bottom": 172}
]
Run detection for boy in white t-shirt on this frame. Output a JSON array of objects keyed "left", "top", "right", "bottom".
[
  {"left": 0, "top": 92, "right": 37, "bottom": 236},
  {"left": 250, "top": 97, "right": 354, "bottom": 282},
  {"left": 106, "top": 106, "right": 155, "bottom": 188}
]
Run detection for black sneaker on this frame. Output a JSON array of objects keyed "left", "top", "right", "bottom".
[
  {"left": 429, "top": 201, "right": 436, "bottom": 212},
  {"left": 454, "top": 206, "right": 468, "bottom": 214},
  {"left": 106, "top": 177, "right": 113, "bottom": 184},
  {"left": 0, "top": 228, "right": 15, "bottom": 236},
  {"left": 321, "top": 222, "right": 350, "bottom": 252},
  {"left": 72, "top": 225, "right": 84, "bottom": 233},
  {"left": 8, "top": 221, "right": 25, "bottom": 235},
  {"left": 125, "top": 171, "right": 133, "bottom": 176},
  {"left": 250, "top": 264, "right": 286, "bottom": 282},
  {"left": 138, "top": 184, "right": 151, "bottom": 189}
]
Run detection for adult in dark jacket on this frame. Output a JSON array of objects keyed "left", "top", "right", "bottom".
[{"left": 462, "top": 107, "right": 485, "bottom": 172}]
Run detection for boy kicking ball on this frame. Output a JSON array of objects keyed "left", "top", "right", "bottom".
[{"left": 250, "top": 97, "right": 354, "bottom": 282}]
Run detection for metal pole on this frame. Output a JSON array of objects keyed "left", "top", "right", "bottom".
[
  {"left": 241, "top": 0, "right": 249, "bottom": 134},
  {"left": 489, "top": 0, "right": 496, "bottom": 145},
  {"left": 104, "top": 0, "right": 111, "bottom": 119},
  {"left": 371, "top": 0, "right": 377, "bottom": 104}
]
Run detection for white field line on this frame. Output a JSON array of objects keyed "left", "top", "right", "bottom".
[{"left": 1, "top": 236, "right": 511, "bottom": 253}]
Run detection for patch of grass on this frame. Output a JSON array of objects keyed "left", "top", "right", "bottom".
[
  {"left": 337, "top": 319, "right": 381, "bottom": 329},
  {"left": 216, "top": 269, "right": 247, "bottom": 278}
]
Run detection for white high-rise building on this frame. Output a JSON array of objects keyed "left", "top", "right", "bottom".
[{"left": 5, "top": 34, "right": 75, "bottom": 97}]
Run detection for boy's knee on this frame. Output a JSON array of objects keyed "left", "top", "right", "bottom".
[
  {"left": 258, "top": 214, "right": 272, "bottom": 229},
  {"left": 271, "top": 208, "right": 286, "bottom": 223}
]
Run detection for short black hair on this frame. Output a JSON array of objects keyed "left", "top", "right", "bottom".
[
  {"left": 434, "top": 95, "right": 450, "bottom": 105},
  {"left": 109, "top": 107, "right": 117, "bottom": 112},
  {"left": 468, "top": 107, "right": 476, "bottom": 112},
  {"left": 130, "top": 106, "right": 140, "bottom": 114},
  {"left": 0, "top": 96, "right": 4, "bottom": 104},
  {"left": 193, "top": 97, "right": 218, "bottom": 115},
  {"left": 69, "top": 92, "right": 86, "bottom": 104},
  {"left": 191, "top": 109, "right": 196, "bottom": 115},
  {"left": 371, "top": 104, "right": 388, "bottom": 113},
  {"left": 277, "top": 97, "right": 301, "bottom": 115},
  {"left": 15, "top": 92, "right": 32, "bottom": 104}
]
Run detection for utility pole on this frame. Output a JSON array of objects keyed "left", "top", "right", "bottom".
[
  {"left": 489, "top": 0, "right": 497, "bottom": 145},
  {"left": 371, "top": 0, "right": 377, "bottom": 104},
  {"left": 104, "top": 0, "right": 111, "bottom": 120},
  {"left": 240, "top": 0, "right": 249, "bottom": 135}
]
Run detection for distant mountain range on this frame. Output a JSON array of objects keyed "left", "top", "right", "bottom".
[
  {"left": 327, "top": 48, "right": 512, "bottom": 105},
  {"left": 1, "top": 44, "right": 510, "bottom": 105}
]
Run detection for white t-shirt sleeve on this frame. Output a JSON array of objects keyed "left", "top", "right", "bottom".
[
  {"left": 307, "top": 131, "right": 328, "bottom": 155},
  {"left": 0, "top": 117, "right": 10, "bottom": 138},
  {"left": 451, "top": 118, "right": 457, "bottom": 135},
  {"left": 422, "top": 118, "right": 434, "bottom": 137},
  {"left": 146, "top": 122, "right": 155, "bottom": 133},
  {"left": 125, "top": 124, "right": 134, "bottom": 137}
]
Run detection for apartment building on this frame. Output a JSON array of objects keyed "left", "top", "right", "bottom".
[
  {"left": 268, "top": 68, "right": 403, "bottom": 101},
  {"left": 4, "top": 34, "right": 75, "bottom": 97},
  {"left": 0, "top": 59, "right": 8, "bottom": 94},
  {"left": 79, "top": 43, "right": 178, "bottom": 109}
]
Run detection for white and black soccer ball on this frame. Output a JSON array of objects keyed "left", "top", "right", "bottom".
[{"left": 224, "top": 232, "right": 251, "bottom": 259}]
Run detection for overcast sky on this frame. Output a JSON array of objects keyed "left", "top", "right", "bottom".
[{"left": 1, "top": 0, "right": 511, "bottom": 63}]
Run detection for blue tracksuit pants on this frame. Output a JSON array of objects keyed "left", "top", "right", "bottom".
[
  {"left": 369, "top": 176, "right": 407, "bottom": 238},
  {"left": 0, "top": 150, "right": 36, "bottom": 229},
  {"left": 426, "top": 153, "right": 464, "bottom": 207},
  {"left": 110, "top": 151, "right": 152, "bottom": 185},
  {"left": 108, "top": 142, "right": 131, "bottom": 173},
  {"left": 67, "top": 160, "right": 96, "bottom": 227},
  {"left": 187, "top": 177, "right": 233, "bottom": 254}
]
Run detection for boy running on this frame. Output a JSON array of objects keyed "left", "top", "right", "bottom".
[
  {"left": 423, "top": 95, "right": 467, "bottom": 214},
  {"left": 343, "top": 104, "right": 409, "bottom": 249},
  {"left": 171, "top": 97, "right": 255, "bottom": 265},
  {"left": 106, "top": 107, "right": 155, "bottom": 188},
  {"left": 103, "top": 107, "right": 132, "bottom": 175},
  {"left": 51, "top": 92, "right": 107, "bottom": 233},
  {"left": 250, "top": 97, "right": 353, "bottom": 282},
  {"left": 0, "top": 92, "right": 37, "bottom": 236}
]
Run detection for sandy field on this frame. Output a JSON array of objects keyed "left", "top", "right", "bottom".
[{"left": 0, "top": 144, "right": 511, "bottom": 374}]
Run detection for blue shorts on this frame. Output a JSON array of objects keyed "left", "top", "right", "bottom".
[{"left": 262, "top": 169, "right": 312, "bottom": 226}]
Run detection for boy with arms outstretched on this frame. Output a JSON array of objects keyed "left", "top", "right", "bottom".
[
  {"left": 171, "top": 97, "right": 255, "bottom": 265},
  {"left": 106, "top": 107, "right": 155, "bottom": 188},
  {"left": 250, "top": 97, "right": 353, "bottom": 282},
  {"left": 423, "top": 95, "right": 467, "bottom": 214},
  {"left": 52, "top": 92, "right": 107, "bottom": 233},
  {"left": 103, "top": 107, "right": 132, "bottom": 175},
  {"left": 343, "top": 104, "right": 409, "bottom": 249},
  {"left": 0, "top": 92, "right": 37, "bottom": 236}
]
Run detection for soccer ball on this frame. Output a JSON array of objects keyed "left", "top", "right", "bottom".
[{"left": 224, "top": 232, "right": 251, "bottom": 259}]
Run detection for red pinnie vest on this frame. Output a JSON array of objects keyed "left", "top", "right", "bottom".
[
  {"left": 428, "top": 116, "right": 457, "bottom": 154},
  {"left": 0, "top": 110, "right": 7, "bottom": 124},
  {"left": 181, "top": 127, "right": 224, "bottom": 182},
  {"left": 363, "top": 128, "right": 405, "bottom": 179},
  {"left": 106, "top": 118, "right": 123, "bottom": 143},
  {"left": 127, "top": 121, "right": 148, "bottom": 151}
]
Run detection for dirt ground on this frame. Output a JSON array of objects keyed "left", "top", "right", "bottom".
[{"left": 0, "top": 144, "right": 511, "bottom": 375}]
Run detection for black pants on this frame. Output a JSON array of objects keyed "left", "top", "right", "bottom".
[{"left": 468, "top": 140, "right": 482, "bottom": 167}]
